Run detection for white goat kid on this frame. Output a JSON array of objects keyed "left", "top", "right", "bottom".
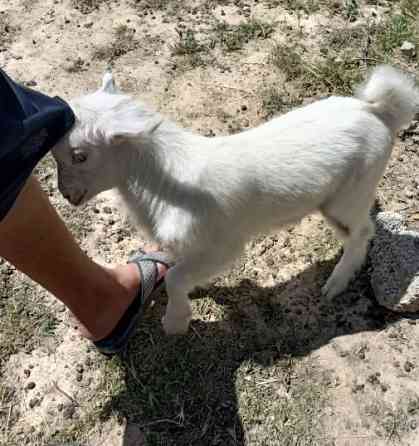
[{"left": 52, "top": 66, "right": 418, "bottom": 335}]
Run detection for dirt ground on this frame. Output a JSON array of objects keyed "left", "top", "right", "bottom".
[{"left": 1, "top": 0, "right": 419, "bottom": 445}]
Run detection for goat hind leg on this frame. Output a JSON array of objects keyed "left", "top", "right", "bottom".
[{"left": 322, "top": 216, "right": 374, "bottom": 300}]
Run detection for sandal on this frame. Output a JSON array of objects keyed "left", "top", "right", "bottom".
[{"left": 93, "top": 250, "right": 173, "bottom": 356}]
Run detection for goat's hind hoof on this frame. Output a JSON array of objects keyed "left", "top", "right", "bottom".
[
  {"left": 321, "top": 278, "right": 346, "bottom": 301},
  {"left": 162, "top": 314, "right": 191, "bottom": 335}
]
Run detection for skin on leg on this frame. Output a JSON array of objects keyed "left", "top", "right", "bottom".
[{"left": 0, "top": 176, "right": 164, "bottom": 341}]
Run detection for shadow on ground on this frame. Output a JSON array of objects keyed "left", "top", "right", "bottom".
[{"left": 100, "top": 219, "right": 419, "bottom": 446}]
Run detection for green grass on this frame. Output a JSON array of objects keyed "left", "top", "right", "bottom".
[
  {"left": 171, "top": 19, "right": 276, "bottom": 70},
  {"left": 303, "top": 57, "right": 363, "bottom": 96},
  {"left": 280, "top": 0, "right": 322, "bottom": 14},
  {"left": 376, "top": 14, "right": 418, "bottom": 56},
  {"left": 344, "top": 0, "right": 360, "bottom": 21},
  {"left": 213, "top": 19, "right": 276, "bottom": 52},
  {"left": 0, "top": 267, "right": 59, "bottom": 369},
  {"left": 266, "top": 2, "right": 419, "bottom": 112},
  {"left": 171, "top": 29, "right": 208, "bottom": 68},
  {"left": 268, "top": 42, "right": 363, "bottom": 101},
  {"left": 172, "top": 29, "right": 205, "bottom": 56}
]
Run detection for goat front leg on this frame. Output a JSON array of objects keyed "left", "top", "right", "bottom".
[
  {"left": 162, "top": 263, "right": 194, "bottom": 335},
  {"left": 162, "top": 246, "right": 242, "bottom": 335}
]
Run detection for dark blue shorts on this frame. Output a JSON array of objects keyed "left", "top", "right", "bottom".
[{"left": 0, "top": 69, "right": 75, "bottom": 221}]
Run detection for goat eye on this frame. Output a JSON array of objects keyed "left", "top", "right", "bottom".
[{"left": 72, "top": 150, "right": 88, "bottom": 164}]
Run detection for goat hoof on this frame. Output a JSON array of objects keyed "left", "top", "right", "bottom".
[
  {"left": 162, "top": 314, "right": 190, "bottom": 335},
  {"left": 322, "top": 278, "right": 346, "bottom": 301}
]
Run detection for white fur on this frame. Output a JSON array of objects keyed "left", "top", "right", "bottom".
[{"left": 52, "top": 65, "right": 418, "bottom": 335}]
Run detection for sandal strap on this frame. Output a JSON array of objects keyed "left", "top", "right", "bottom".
[
  {"left": 94, "top": 251, "right": 173, "bottom": 355},
  {"left": 128, "top": 252, "right": 173, "bottom": 304}
]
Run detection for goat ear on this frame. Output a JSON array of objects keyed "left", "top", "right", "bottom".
[
  {"left": 101, "top": 70, "right": 117, "bottom": 94},
  {"left": 101, "top": 116, "right": 163, "bottom": 145}
]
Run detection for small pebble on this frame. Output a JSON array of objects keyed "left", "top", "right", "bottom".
[
  {"left": 23, "top": 369, "right": 31, "bottom": 378},
  {"left": 26, "top": 382, "right": 36, "bottom": 390},
  {"left": 380, "top": 383, "right": 389, "bottom": 392},
  {"left": 29, "top": 397, "right": 40, "bottom": 409},
  {"left": 76, "top": 364, "right": 84, "bottom": 374},
  {"left": 367, "top": 373, "right": 380, "bottom": 385},
  {"left": 352, "top": 379, "right": 364, "bottom": 393},
  {"left": 404, "top": 360, "right": 415, "bottom": 373}
]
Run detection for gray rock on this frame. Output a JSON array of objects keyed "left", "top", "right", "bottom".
[
  {"left": 369, "top": 212, "right": 419, "bottom": 312},
  {"left": 400, "top": 40, "right": 416, "bottom": 57},
  {"left": 29, "top": 397, "right": 40, "bottom": 409}
]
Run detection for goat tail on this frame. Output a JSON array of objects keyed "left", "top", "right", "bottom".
[{"left": 356, "top": 65, "right": 419, "bottom": 133}]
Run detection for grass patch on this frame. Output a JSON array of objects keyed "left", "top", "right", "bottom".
[
  {"left": 266, "top": 2, "right": 418, "bottom": 111},
  {"left": 266, "top": 0, "right": 322, "bottom": 14},
  {"left": 92, "top": 288, "right": 331, "bottom": 446},
  {"left": 400, "top": 0, "right": 419, "bottom": 18},
  {"left": 376, "top": 14, "right": 417, "bottom": 56},
  {"left": 365, "top": 396, "right": 419, "bottom": 441},
  {"left": 172, "top": 29, "right": 205, "bottom": 56},
  {"left": 268, "top": 43, "right": 362, "bottom": 99},
  {"left": 261, "top": 87, "right": 300, "bottom": 118},
  {"left": 237, "top": 358, "right": 328, "bottom": 445},
  {"left": 171, "top": 19, "right": 276, "bottom": 70},
  {"left": 302, "top": 57, "right": 363, "bottom": 96},
  {"left": 213, "top": 19, "right": 276, "bottom": 52},
  {"left": 170, "top": 28, "right": 208, "bottom": 69},
  {"left": 72, "top": 0, "right": 108, "bottom": 14},
  {"left": 325, "top": 26, "right": 365, "bottom": 52},
  {"left": 0, "top": 267, "right": 59, "bottom": 368},
  {"left": 269, "top": 44, "right": 305, "bottom": 80},
  {"left": 0, "top": 383, "right": 19, "bottom": 442},
  {"left": 344, "top": 0, "right": 360, "bottom": 22},
  {"left": 93, "top": 24, "right": 137, "bottom": 63}
]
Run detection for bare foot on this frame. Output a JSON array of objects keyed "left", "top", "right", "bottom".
[{"left": 71, "top": 259, "right": 168, "bottom": 341}]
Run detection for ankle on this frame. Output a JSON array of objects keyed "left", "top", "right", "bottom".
[{"left": 69, "top": 260, "right": 168, "bottom": 341}]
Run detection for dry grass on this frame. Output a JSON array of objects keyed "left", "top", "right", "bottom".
[
  {"left": 71, "top": 0, "right": 109, "bottom": 14},
  {"left": 93, "top": 24, "right": 138, "bottom": 63}
]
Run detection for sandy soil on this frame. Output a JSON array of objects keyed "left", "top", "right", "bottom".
[{"left": 1, "top": 0, "right": 419, "bottom": 445}]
